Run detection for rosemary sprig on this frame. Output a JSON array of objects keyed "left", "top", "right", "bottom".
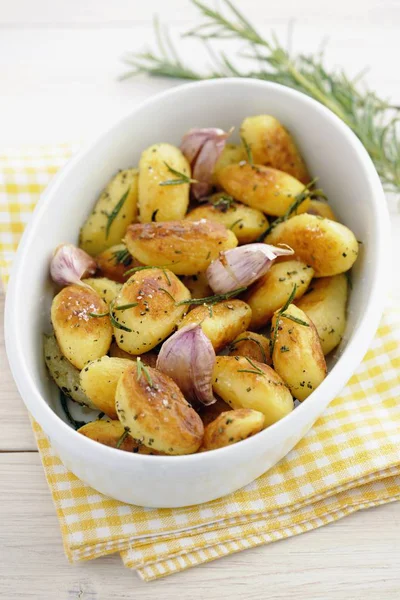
[
  {"left": 122, "top": 0, "right": 400, "bottom": 193},
  {"left": 109, "top": 300, "right": 133, "bottom": 332},
  {"left": 229, "top": 335, "right": 267, "bottom": 363},
  {"left": 112, "top": 247, "right": 133, "bottom": 267},
  {"left": 270, "top": 284, "right": 298, "bottom": 355},
  {"left": 105, "top": 188, "right": 130, "bottom": 238},
  {"left": 176, "top": 286, "right": 247, "bottom": 306},
  {"left": 116, "top": 429, "right": 130, "bottom": 449},
  {"left": 238, "top": 356, "right": 265, "bottom": 377},
  {"left": 160, "top": 161, "right": 198, "bottom": 186},
  {"left": 136, "top": 357, "right": 153, "bottom": 386}
]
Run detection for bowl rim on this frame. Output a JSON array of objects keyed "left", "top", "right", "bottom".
[{"left": 4, "top": 77, "right": 390, "bottom": 465}]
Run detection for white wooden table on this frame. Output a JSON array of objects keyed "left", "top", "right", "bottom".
[{"left": 1, "top": 1, "right": 400, "bottom": 598}]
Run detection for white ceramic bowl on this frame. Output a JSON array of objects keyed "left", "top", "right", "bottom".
[{"left": 5, "top": 79, "right": 389, "bottom": 507}]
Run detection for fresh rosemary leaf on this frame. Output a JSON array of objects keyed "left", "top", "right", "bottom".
[
  {"left": 105, "top": 188, "right": 130, "bottom": 238},
  {"left": 116, "top": 430, "right": 130, "bottom": 449},
  {"left": 229, "top": 335, "right": 267, "bottom": 363},
  {"left": 112, "top": 247, "right": 133, "bottom": 267},
  {"left": 211, "top": 194, "right": 236, "bottom": 212},
  {"left": 159, "top": 161, "right": 198, "bottom": 186},
  {"left": 59, "top": 391, "right": 86, "bottom": 430},
  {"left": 151, "top": 209, "right": 159, "bottom": 221},
  {"left": 88, "top": 311, "right": 109, "bottom": 318},
  {"left": 109, "top": 301, "right": 133, "bottom": 332},
  {"left": 279, "top": 284, "right": 298, "bottom": 314},
  {"left": 136, "top": 357, "right": 153, "bottom": 386},
  {"left": 113, "top": 302, "right": 139, "bottom": 311},
  {"left": 280, "top": 313, "right": 310, "bottom": 327},
  {"left": 176, "top": 286, "right": 247, "bottom": 306},
  {"left": 229, "top": 218, "right": 243, "bottom": 230},
  {"left": 124, "top": 265, "right": 156, "bottom": 276},
  {"left": 241, "top": 135, "right": 253, "bottom": 165}
]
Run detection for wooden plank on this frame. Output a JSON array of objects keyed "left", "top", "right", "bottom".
[{"left": 0, "top": 452, "right": 399, "bottom": 599}]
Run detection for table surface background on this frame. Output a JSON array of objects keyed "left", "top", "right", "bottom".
[{"left": 1, "top": 1, "right": 400, "bottom": 598}]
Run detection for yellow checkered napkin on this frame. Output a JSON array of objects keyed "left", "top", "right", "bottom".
[{"left": 1, "top": 146, "right": 400, "bottom": 582}]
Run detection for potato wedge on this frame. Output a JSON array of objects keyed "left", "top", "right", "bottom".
[
  {"left": 51, "top": 284, "right": 112, "bottom": 370},
  {"left": 178, "top": 300, "right": 252, "bottom": 351},
  {"left": 217, "top": 163, "right": 309, "bottom": 217},
  {"left": 125, "top": 220, "right": 238, "bottom": 276},
  {"left": 212, "top": 143, "right": 247, "bottom": 184},
  {"left": 228, "top": 331, "right": 271, "bottom": 365},
  {"left": 244, "top": 260, "right": 314, "bottom": 329},
  {"left": 112, "top": 268, "right": 190, "bottom": 355},
  {"left": 201, "top": 409, "right": 265, "bottom": 451},
  {"left": 198, "top": 397, "right": 232, "bottom": 427},
  {"left": 265, "top": 214, "right": 359, "bottom": 276},
  {"left": 240, "top": 115, "right": 310, "bottom": 183},
  {"left": 307, "top": 200, "right": 337, "bottom": 221},
  {"left": 181, "top": 272, "right": 213, "bottom": 300},
  {"left": 109, "top": 341, "right": 158, "bottom": 367},
  {"left": 44, "top": 333, "right": 96, "bottom": 409},
  {"left": 271, "top": 303, "right": 327, "bottom": 400},
  {"left": 115, "top": 363, "right": 204, "bottom": 455},
  {"left": 79, "top": 169, "right": 139, "bottom": 255},
  {"left": 96, "top": 243, "right": 142, "bottom": 283},
  {"left": 82, "top": 277, "right": 122, "bottom": 305},
  {"left": 296, "top": 274, "right": 348, "bottom": 355},
  {"left": 80, "top": 356, "right": 132, "bottom": 418},
  {"left": 78, "top": 420, "right": 138, "bottom": 452},
  {"left": 213, "top": 356, "right": 293, "bottom": 426},
  {"left": 138, "top": 143, "right": 190, "bottom": 223},
  {"left": 185, "top": 197, "right": 268, "bottom": 244}
]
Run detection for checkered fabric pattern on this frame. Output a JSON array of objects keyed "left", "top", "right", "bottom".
[{"left": 1, "top": 146, "right": 400, "bottom": 582}]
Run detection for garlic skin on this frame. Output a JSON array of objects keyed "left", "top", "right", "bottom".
[
  {"left": 156, "top": 324, "right": 216, "bottom": 406},
  {"left": 206, "top": 243, "right": 294, "bottom": 294},
  {"left": 50, "top": 244, "right": 97, "bottom": 287},
  {"left": 180, "top": 128, "right": 230, "bottom": 199}
]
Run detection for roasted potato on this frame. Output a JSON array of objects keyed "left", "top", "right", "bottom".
[
  {"left": 44, "top": 333, "right": 96, "bottom": 409},
  {"left": 200, "top": 409, "right": 265, "bottom": 451},
  {"left": 96, "top": 243, "right": 142, "bottom": 283},
  {"left": 82, "top": 277, "right": 122, "bottom": 305},
  {"left": 185, "top": 196, "right": 268, "bottom": 245},
  {"left": 79, "top": 169, "right": 139, "bottom": 255},
  {"left": 271, "top": 303, "right": 327, "bottom": 400},
  {"left": 181, "top": 272, "right": 213, "bottom": 300},
  {"left": 51, "top": 284, "right": 112, "bottom": 370},
  {"left": 213, "top": 356, "right": 293, "bottom": 426},
  {"left": 244, "top": 260, "right": 314, "bottom": 329},
  {"left": 78, "top": 420, "right": 138, "bottom": 452},
  {"left": 296, "top": 274, "right": 348, "bottom": 355},
  {"left": 198, "top": 397, "right": 232, "bottom": 427},
  {"left": 112, "top": 268, "right": 190, "bottom": 355},
  {"left": 217, "top": 163, "right": 310, "bottom": 217},
  {"left": 265, "top": 214, "right": 359, "bottom": 276},
  {"left": 307, "top": 200, "right": 337, "bottom": 221},
  {"left": 228, "top": 331, "right": 271, "bottom": 365},
  {"left": 138, "top": 143, "right": 190, "bottom": 223},
  {"left": 240, "top": 115, "right": 310, "bottom": 183},
  {"left": 80, "top": 356, "right": 132, "bottom": 418},
  {"left": 212, "top": 143, "right": 247, "bottom": 184},
  {"left": 178, "top": 300, "right": 252, "bottom": 351},
  {"left": 125, "top": 220, "right": 238, "bottom": 276},
  {"left": 115, "top": 363, "right": 204, "bottom": 455},
  {"left": 109, "top": 341, "right": 158, "bottom": 367}
]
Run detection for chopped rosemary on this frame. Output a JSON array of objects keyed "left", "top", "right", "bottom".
[
  {"left": 159, "top": 162, "right": 198, "bottom": 186},
  {"left": 211, "top": 194, "right": 236, "bottom": 212},
  {"left": 116, "top": 430, "right": 129, "bottom": 449},
  {"left": 113, "top": 302, "right": 139, "bottom": 311},
  {"left": 241, "top": 135, "right": 253, "bottom": 165},
  {"left": 176, "top": 287, "right": 247, "bottom": 306},
  {"left": 105, "top": 188, "right": 130, "bottom": 238},
  {"left": 229, "top": 335, "right": 267, "bottom": 363},
  {"left": 112, "top": 247, "right": 132, "bottom": 267},
  {"left": 136, "top": 357, "right": 153, "bottom": 386},
  {"left": 59, "top": 391, "right": 86, "bottom": 430}
]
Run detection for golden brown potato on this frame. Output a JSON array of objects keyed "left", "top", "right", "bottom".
[
  {"left": 115, "top": 363, "right": 204, "bottom": 455},
  {"left": 79, "top": 169, "right": 139, "bottom": 256},
  {"left": 271, "top": 303, "right": 327, "bottom": 400},
  {"left": 213, "top": 356, "right": 293, "bottom": 426},
  {"left": 228, "top": 331, "right": 271, "bottom": 365},
  {"left": 200, "top": 409, "right": 265, "bottom": 451},
  {"left": 138, "top": 143, "right": 190, "bottom": 223},
  {"left": 44, "top": 333, "right": 96, "bottom": 409},
  {"left": 181, "top": 272, "right": 213, "bottom": 300},
  {"left": 212, "top": 143, "right": 247, "bottom": 184},
  {"left": 80, "top": 356, "right": 132, "bottom": 418},
  {"left": 178, "top": 300, "right": 252, "bottom": 351},
  {"left": 82, "top": 277, "right": 122, "bottom": 305},
  {"left": 265, "top": 214, "right": 359, "bottom": 277},
  {"left": 185, "top": 197, "right": 268, "bottom": 245},
  {"left": 244, "top": 260, "right": 314, "bottom": 329},
  {"left": 51, "top": 284, "right": 112, "bottom": 370},
  {"left": 125, "top": 220, "right": 238, "bottom": 276},
  {"left": 78, "top": 420, "right": 138, "bottom": 452},
  {"left": 112, "top": 268, "right": 190, "bottom": 355},
  {"left": 217, "top": 163, "right": 310, "bottom": 217},
  {"left": 307, "top": 200, "right": 337, "bottom": 221},
  {"left": 198, "top": 397, "right": 232, "bottom": 427},
  {"left": 240, "top": 115, "right": 310, "bottom": 183},
  {"left": 109, "top": 341, "right": 158, "bottom": 367},
  {"left": 96, "top": 243, "right": 142, "bottom": 283},
  {"left": 296, "top": 274, "right": 348, "bottom": 355}
]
